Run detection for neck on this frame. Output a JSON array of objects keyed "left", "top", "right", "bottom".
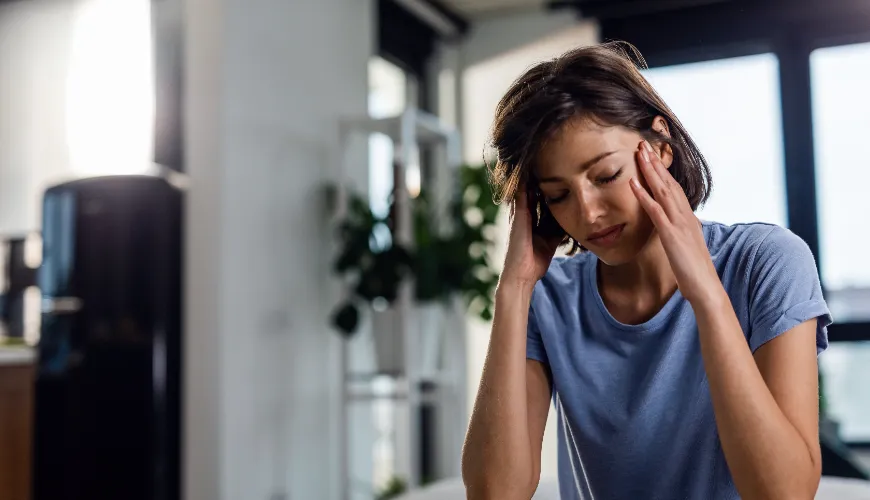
[{"left": 599, "top": 230, "right": 676, "bottom": 299}]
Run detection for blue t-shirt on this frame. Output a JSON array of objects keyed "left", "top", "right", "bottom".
[{"left": 527, "top": 221, "right": 832, "bottom": 500}]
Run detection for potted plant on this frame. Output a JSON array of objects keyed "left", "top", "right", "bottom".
[
  {"left": 374, "top": 475, "right": 407, "bottom": 500},
  {"left": 330, "top": 164, "right": 500, "bottom": 372}
]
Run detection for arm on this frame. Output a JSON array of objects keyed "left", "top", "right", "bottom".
[
  {"left": 462, "top": 282, "right": 552, "bottom": 500},
  {"left": 630, "top": 140, "right": 828, "bottom": 500},
  {"left": 694, "top": 293, "right": 821, "bottom": 499}
]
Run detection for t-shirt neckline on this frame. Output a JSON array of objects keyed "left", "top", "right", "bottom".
[{"left": 585, "top": 221, "right": 713, "bottom": 333}]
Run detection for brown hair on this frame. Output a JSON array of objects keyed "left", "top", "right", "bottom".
[{"left": 488, "top": 41, "right": 712, "bottom": 253}]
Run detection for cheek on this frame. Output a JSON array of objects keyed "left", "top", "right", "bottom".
[
  {"left": 606, "top": 179, "right": 641, "bottom": 213},
  {"left": 546, "top": 201, "right": 574, "bottom": 227}
]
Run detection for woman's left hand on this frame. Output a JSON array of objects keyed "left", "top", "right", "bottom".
[{"left": 629, "top": 140, "right": 723, "bottom": 306}]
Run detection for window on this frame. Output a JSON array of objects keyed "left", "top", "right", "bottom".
[
  {"left": 363, "top": 56, "right": 413, "bottom": 492},
  {"left": 819, "top": 341, "right": 870, "bottom": 443},
  {"left": 643, "top": 54, "right": 788, "bottom": 227},
  {"left": 368, "top": 57, "right": 408, "bottom": 218},
  {"left": 810, "top": 42, "right": 870, "bottom": 323},
  {"left": 810, "top": 41, "right": 870, "bottom": 446}
]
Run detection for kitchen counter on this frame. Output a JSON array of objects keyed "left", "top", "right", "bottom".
[
  {"left": 0, "top": 346, "right": 34, "bottom": 500},
  {"left": 0, "top": 347, "right": 35, "bottom": 366}
]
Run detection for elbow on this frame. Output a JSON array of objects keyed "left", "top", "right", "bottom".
[
  {"left": 461, "top": 452, "right": 539, "bottom": 500},
  {"left": 795, "top": 449, "right": 822, "bottom": 500},
  {"left": 462, "top": 467, "right": 539, "bottom": 500},
  {"left": 804, "top": 465, "right": 822, "bottom": 500},
  {"left": 743, "top": 465, "right": 821, "bottom": 500},
  {"left": 463, "top": 479, "right": 539, "bottom": 500}
]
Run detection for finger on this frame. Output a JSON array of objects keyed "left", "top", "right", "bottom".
[
  {"left": 637, "top": 141, "right": 677, "bottom": 211},
  {"left": 638, "top": 141, "right": 667, "bottom": 192},
  {"left": 630, "top": 176, "right": 669, "bottom": 228},
  {"left": 643, "top": 140, "right": 694, "bottom": 214}
]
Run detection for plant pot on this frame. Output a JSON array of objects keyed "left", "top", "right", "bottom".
[
  {"left": 371, "top": 307, "right": 405, "bottom": 376},
  {"left": 417, "top": 302, "right": 445, "bottom": 379}
]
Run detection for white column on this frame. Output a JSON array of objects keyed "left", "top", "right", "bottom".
[{"left": 184, "top": 1, "right": 374, "bottom": 500}]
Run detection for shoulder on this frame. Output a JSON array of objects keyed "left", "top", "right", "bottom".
[
  {"left": 531, "top": 252, "right": 592, "bottom": 308},
  {"left": 704, "top": 223, "right": 831, "bottom": 352},
  {"left": 704, "top": 221, "right": 812, "bottom": 266},
  {"left": 705, "top": 221, "right": 822, "bottom": 303}
]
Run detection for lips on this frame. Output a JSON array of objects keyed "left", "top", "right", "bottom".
[
  {"left": 587, "top": 224, "right": 625, "bottom": 247},
  {"left": 588, "top": 224, "right": 624, "bottom": 240}
]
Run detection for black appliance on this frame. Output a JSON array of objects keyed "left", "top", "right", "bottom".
[
  {"left": 33, "top": 175, "right": 183, "bottom": 500},
  {"left": 0, "top": 235, "right": 39, "bottom": 340}
]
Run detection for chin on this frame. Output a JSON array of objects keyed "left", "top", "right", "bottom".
[
  {"left": 589, "top": 246, "right": 636, "bottom": 267},
  {"left": 584, "top": 230, "right": 650, "bottom": 267}
]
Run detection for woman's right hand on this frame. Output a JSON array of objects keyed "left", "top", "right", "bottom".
[{"left": 500, "top": 184, "right": 561, "bottom": 291}]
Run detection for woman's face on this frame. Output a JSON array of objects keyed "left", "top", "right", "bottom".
[{"left": 536, "top": 116, "right": 671, "bottom": 266}]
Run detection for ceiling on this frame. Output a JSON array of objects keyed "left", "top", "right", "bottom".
[
  {"left": 436, "top": 0, "right": 741, "bottom": 21},
  {"left": 437, "top": 0, "right": 549, "bottom": 19}
]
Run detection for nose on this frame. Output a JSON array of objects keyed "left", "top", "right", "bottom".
[{"left": 574, "top": 184, "right": 605, "bottom": 225}]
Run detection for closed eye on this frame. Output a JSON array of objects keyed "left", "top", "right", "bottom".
[
  {"left": 544, "top": 191, "right": 568, "bottom": 204},
  {"left": 597, "top": 168, "right": 624, "bottom": 185}
]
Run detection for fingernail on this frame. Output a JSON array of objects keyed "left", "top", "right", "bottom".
[
  {"left": 641, "top": 148, "right": 649, "bottom": 162},
  {"left": 630, "top": 177, "right": 639, "bottom": 189},
  {"left": 644, "top": 140, "right": 653, "bottom": 152}
]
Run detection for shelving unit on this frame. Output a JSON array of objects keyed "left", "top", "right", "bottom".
[{"left": 335, "top": 107, "right": 465, "bottom": 500}]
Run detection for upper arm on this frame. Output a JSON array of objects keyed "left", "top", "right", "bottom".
[
  {"left": 526, "top": 291, "right": 553, "bottom": 483},
  {"left": 747, "top": 226, "right": 831, "bottom": 354},
  {"left": 747, "top": 226, "right": 829, "bottom": 476},
  {"left": 526, "top": 359, "right": 552, "bottom": 483},
  {"left": 753, "top": 319, "right": 822, "bottom": 475}
]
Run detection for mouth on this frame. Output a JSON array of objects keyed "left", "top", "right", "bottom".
[{"left": 586, "top": 224, "right": 625, "bottom": 247}]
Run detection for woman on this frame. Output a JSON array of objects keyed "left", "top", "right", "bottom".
[{"left": 461, "top": 42, "right": 831, "bottom": 500}]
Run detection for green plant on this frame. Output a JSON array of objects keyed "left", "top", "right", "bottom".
[
  {"left": 819, "top": 365, "right": 827, "bottom": 417},
  {"left": 330, "top": 164, "right": 500, "bottom": 336},
  {"left": 374, "top": 475, "right": 408, "bottom": 500}
]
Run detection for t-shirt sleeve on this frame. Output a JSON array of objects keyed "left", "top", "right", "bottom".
[
  {"left": 527, "top": 300, "right": 550, "bottom": 365},
  {"left": 748, "top": 226, "right": 832, "bottom": 354}
]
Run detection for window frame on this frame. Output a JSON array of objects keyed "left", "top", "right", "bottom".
[{"left": 600, "top": 2, "right": 870, "bottom": 447}]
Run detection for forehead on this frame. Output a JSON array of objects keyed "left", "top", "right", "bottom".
[{"left": 536, "top": 117, "right": 637, "bottom": 175}]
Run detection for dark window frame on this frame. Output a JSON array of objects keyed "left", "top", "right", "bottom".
[
  {"left": 598, "top": 1, "right": 870, "bottom": 447},
  {"left": 600, "top": 3, "right": 870, "bottom": 344}
]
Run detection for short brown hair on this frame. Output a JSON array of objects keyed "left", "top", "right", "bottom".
[{"left": 488, "top": 41, "right": 712, "bottom": 253}]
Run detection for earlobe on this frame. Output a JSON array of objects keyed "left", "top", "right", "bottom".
[
  {"left": 650, "top": 116, "right": 673, "bottom": 168},
  {"left": 659, "top": 146, "right": 674, "bottom": 169}
]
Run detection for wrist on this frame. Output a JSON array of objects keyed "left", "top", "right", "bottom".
[
  {"left": 687, "top": 281, "right": 730, "bottom": 315},
  {"left": 496, "top": 277, "right": 537, "bottom": 301}
]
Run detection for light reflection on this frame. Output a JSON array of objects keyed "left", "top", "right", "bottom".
[{"left": 66, "top": 0, "right": 154, "bottom": 177}]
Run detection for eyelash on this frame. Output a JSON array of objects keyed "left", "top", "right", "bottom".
[
  {"left": 599, "top": 168, "right": 623, "bottom": 185},
  {"left": 543, "top": 168, "right": 624, "bottom": 205}
]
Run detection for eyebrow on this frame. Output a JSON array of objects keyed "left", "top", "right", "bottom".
[{"left": 538, "top": 150, "right": 618, "bottom": 184}]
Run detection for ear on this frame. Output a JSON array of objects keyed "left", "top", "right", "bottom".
[{"left": 650, "top": 116, "right": 674, "bottom": 169}]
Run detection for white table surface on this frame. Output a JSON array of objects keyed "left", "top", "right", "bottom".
[{"left": 394, "top": 475, "right": 870, "bottom": 500}]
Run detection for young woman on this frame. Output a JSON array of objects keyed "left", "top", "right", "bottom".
[{"left": 461, "top": 42, "right": 831, "bottom": 500}]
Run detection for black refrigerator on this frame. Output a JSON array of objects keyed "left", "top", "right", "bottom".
[{"left": 33, "top": 175, "right": 183, "bottom": 500}]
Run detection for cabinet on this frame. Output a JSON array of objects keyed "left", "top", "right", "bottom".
[{"left": 0, "top": 354, "right": 35, "bottom": 500}]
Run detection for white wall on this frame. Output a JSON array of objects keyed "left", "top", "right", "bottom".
[
  {"left": 460, "top": 9, "right": 580, "bottom": 70},
  {"left": 184, "top": 1, "right": 374, "bottom": 500},
  {"left": 0, "top": 0, "right": 157, "bottom": 234},
  {"left": 0, "top": 0, "right": 77, "bottom": 235},
  {"left": 459, "top": 14, "right": 599, "bottom": 480}
]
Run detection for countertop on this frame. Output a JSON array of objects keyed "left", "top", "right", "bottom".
[{"left": 0, "top": 346, "right": 35, "bottom": 366}]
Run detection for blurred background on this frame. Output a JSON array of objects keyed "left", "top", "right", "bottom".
[{"left": 0, "top": 0, "right": 867, "bottom": 499}]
